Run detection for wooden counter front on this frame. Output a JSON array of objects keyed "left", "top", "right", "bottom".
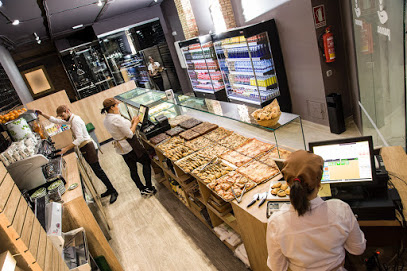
[{"left": 62, "top": 153, "right": 123, "bottom": 271}]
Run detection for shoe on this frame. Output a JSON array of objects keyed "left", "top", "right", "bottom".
[
  {"left": 140, "top": 189, "right": 153, "bottom": 198},
  {"left": 109, "top": 191, "right": 118, "bottom": 204},
  {"left": 145, "top": 186, "right": 157, "bottom": 195},
  {"left": 101, "top": 190, "right": 113, "bottom": 198}
]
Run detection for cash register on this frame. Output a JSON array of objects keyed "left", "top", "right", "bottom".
[
  {"left": 136, "top": 104, "right": 170, "bottom": 139},
  {"left": 309, "top": 136, "right": 397, "bottom": 220}
]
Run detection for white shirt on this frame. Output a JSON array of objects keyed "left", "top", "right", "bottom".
[
  {"left": 103, "top": 113, "right": 134, "bottom": 155},
  {"left": 148, "top": 62, "right": 160, "bottom": 74},
  {"left": 266, "top": 197, "right": 366, "bottom": 271},
  {"left": 49, "top": 114, "right": 95, "bottom": 148}
]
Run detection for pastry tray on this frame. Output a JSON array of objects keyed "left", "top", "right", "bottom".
[{"left": 267, "top": 179, "right": 290, "bottom": 201}]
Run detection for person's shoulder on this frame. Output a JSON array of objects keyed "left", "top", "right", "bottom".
[{"left": 326, "top": 198, "right": 350, "bottom": 208}]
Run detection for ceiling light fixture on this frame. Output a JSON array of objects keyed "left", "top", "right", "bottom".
[
  {"left": 12, "top": 20, "right": 19, "bottom": 25},
  {"left": 154, "top": 0, "right": 157, "bottom": 2},
  {"left": 0, "top": 1, "right": 3, "bottom": 7},
  {"left": 97, "top": 0, "right": 103, "bottom": 6},
  {"left": 72, "top": 24, "right": 84, "bottom": 29}
]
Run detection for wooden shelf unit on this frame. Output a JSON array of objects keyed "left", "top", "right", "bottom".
[
  {"left": 0, "top": 164, "right": 69, "bottom": 271},
  {"left": 143, "top": 138, "right": 243, "bottom": 255}
]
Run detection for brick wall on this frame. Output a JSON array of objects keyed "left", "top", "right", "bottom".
[
  {"left": 218, "top": 0, "right": 236, "bottom": 29},
  {"left": 174, "top": 0, "right": 199, "bottom": 39}
]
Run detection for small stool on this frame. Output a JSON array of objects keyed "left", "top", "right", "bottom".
[{"left": 86, "top": 123, "right": 103, "bottom": 154}]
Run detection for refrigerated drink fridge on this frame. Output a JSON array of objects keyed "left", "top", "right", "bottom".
[{"left": 179, "top": 35, "right": 228, "bottom": 101}]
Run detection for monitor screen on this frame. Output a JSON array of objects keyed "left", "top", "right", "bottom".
[
  {"left": 137, "top": 105, "right": 149, "bottom": 126},
  {"left": 309, "top": 136, "right": 374, "bottom": 184}
]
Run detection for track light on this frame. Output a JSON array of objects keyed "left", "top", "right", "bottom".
[
  {"left": 12, "top": 20, "right": 19, "bottom": 25},
  {"left": 33, "top": 33, "right": 41, "bottom": 44},
  {"left": 97, "top": 0, "right": 103, "bottom": 6}
]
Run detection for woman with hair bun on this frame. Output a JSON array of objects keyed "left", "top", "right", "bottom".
[{"left": 266, "top": 150, "right": 366, "bottom": 271}]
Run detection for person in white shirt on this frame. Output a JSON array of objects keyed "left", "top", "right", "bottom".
[
  {"left": 267, "top": 150, "right": 366, "bottom": 271},
  {"left": 101, "top": 98, "right": 156, "bottom": 197},
  {"left": 36, "top": 106, "right": 118, "bottom": 204},
  {"left": 148, "top": 56, "right": 165, "bottom": 91}
]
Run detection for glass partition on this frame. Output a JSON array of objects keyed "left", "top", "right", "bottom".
[
  {"left": 115, "top": 88, "right": 306, "bottom": 151},
  {"left": 350, "top": 0, "right": 406, "bottom": 149}
]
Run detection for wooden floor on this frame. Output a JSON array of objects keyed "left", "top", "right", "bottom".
[{"left": 92, "top": 119, "right": 361, "bottom": 271}]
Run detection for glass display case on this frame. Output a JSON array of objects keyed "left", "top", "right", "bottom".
[
  {"left": 179, "top": 36, "right": 228, "bottom": 101},
  {"left": 60, "top": 42, "right": 116, "bottom": 99},
  {"left": 212, "top": 19, "right": 291, "bottom": 112},
  {"left": 115, "top": 88, "right": 305, "bottom": 152}
]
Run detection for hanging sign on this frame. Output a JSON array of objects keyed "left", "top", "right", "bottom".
[{"left": 313, "top": 5, "right": 326, "bottom": 29}]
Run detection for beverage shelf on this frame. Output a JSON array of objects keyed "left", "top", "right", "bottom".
[{"left": 229, "top": 70, "right": 274, "bottom": 76}]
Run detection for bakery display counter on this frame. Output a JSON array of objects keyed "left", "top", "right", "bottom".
[{"left": 115, "top": 88, "right": 306, "bottom": 152}]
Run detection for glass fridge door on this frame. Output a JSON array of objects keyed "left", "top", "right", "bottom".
[
  {"left": 181, "top": 39, "right": 226, "bottom": 95},
  {"left": 214, "top": 32, "right": 279, "bottom": 106}
]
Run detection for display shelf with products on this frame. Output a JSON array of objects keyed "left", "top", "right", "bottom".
[
  {"left": 179, "top": 37, "right": 228, "bottom": 101},
  {"left": 60, "top": 42, "right": 116, "bottom": 99},
  {"left": 212, "top": 19, "right": 291, "bottom": 111}
]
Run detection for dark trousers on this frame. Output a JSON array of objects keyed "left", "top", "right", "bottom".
[
  {"left": 152, "top": 76, "right": 164, "bottom": 91},
  {"left": 81, "top": 142, "right": 116, "bottom": 192},
  {"left": 89, "top": 162, "right": 116, "bottom": 192},
  {"left": 122, "top": 152, "right": 152, "bottom": 191}
]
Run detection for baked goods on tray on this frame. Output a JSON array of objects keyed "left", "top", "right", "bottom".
[
  {"left": 218, "top": 133, "right": 249, "bottom": 149},
  {"left": 196, "top": 144, "right": 229, "bottom": 158},
  {"left": 270, "top": 181, "right": 290, "bottom": 197},
  {"left": 237, "top": 160, "right": 280, "bottom": 184},
  {"left": 184, "top": 136, "right": 213, "bottom": 151},
  {"left": 257, "top": 152, "right": 280, "bottom": 167},
  {"left": 191, "top": 122, "right": 218, "bottom": 135},
  {"left": 175, "top": 153, "right": 212, "bottom": 173},
  {"left": 192, "top": 159, "right": 234, "bottom": 183},
  {"left": 203, "top": 127, "right": 233, "bottom": 141},
  {"left": 164, "top": 145, "right": 194, "bottom": 161},
  {"left": 165, "top": 126, "right": 185, "bottom": 137},
  {"left": 264, "top": 147, "right": 292, "bottom": 159},
  {"left": 150, "top": 133, "right": 170, "bottom": 145},
  {"left": 179, "top": 129, "right": 200, "bottom": 141},
  {"left": 157, "top": 136, "right": 185, "bottom": 153},
  {"left": 220, "top": 150, "right": 252, "bottom": 167},
  {"left": 169, "top": 115, "right": 192, "bottom": 127},
  {"left": 234, "top": 138, "right": 274, "bottom": 158},
  {"left": 179, "top": 118, "right": 202, "bottom": 129},
  {"left": 207, "top": 171, "right": 256, "bottom": 201}
]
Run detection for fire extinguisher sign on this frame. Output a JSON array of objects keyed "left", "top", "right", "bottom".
[{"left": 313, "top": 5, "right": 326, "bottom": 29}]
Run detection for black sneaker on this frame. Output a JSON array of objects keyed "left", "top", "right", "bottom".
[
  {"left": 140, "top": 189, "right": 152, "bottom": 198},
  {"left": 101, "top": 190, "right": 113, "bottom": 198},
  {"left": 109, "top": 191, "right": 118, "bottom": 204},
  {"left": 145, "top": 186, "right": 157, "bottom": 195}
]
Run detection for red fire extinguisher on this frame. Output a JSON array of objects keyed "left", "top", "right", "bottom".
[{"left": 322, "top": 26, "right": 335, "bottom": 63}]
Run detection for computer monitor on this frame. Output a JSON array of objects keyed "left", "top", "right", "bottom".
[
  {"left": 309, "top": 136, "right": 375, "bottom": 184},
  {"left": 137, "top": 105, "right": 149, "bottom": 127}
]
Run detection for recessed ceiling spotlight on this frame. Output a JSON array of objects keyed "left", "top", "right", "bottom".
[
  {"left": 0, "top": 1, "right": 3, "bottom": 7},
  {"left": 97, "top": 0, "right": 103, "bottom": 6},
  {"left": 72, "top": 24, "right": 84, "bottom": 29},
  {"left": 154, "top": 0, "right": 157, "bottom": 2},
  {"left": 12, "top": 20, "right": 20, "bottom": 25}
]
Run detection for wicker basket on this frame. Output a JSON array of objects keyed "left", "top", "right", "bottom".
[{"left": 254, "top": 112, "right": 281, "bottom": 127}]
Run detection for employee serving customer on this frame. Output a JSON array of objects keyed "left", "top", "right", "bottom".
[
  {"left": 101, "top": 98, "right": 156, "bottom": 197},
  {"left": 266, "top": 150, "right": 366, "bottom": 271},
  {"left": 36, "top": 106, "right": 118, "bottom": 204}
]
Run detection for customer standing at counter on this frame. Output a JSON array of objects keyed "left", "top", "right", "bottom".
[
  {"left": 266, "top": 150, "right": 366, "bottom": 271},
  {"left": 148, "top": 56, "right": 165, "bottom": 91},
  {"left": 36, "top": 106, "right": 118, "bottom": 204},
  {"left": 101, "top": 98, "right": 156, "bottom": 197}
]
